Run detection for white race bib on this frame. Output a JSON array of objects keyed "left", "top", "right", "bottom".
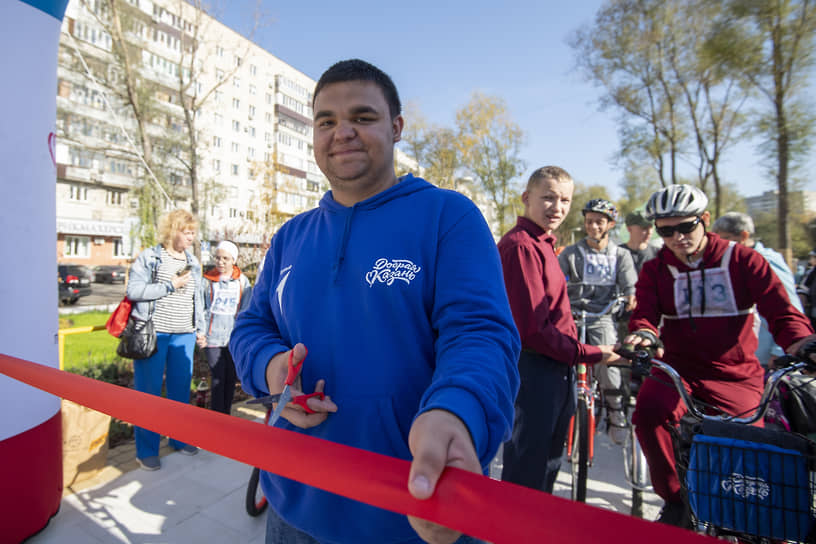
[
  {"left": 580, "top": 248, "right": 617, "bottom": 286},
  {"left": 666, "top": 242, "right": 750, "bottom": 319},
  {"left": 210, "top": 281, "right": 241, "bottom": 315}
]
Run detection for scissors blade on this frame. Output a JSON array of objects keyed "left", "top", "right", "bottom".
[{"left": 265, "top": 385, "right": 293, "bottom": 427}]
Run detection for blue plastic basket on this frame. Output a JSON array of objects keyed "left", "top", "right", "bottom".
[{"left": 687, "top": 433, "right": 813, "bottom": 541}]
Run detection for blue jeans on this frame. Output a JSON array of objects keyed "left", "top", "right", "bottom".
[
  {"left": 265, "top": 506, "right": 485, "bottom": 544},
  {"left": 133, "top": 331, "right": 195, "bottom": 459}
]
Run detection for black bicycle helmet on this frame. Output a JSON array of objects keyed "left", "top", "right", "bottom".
[
  {"left": 645, "top": 184, "right": 708, "bottom": 220},
  {"left": 582, "top": 199, "right": 618, "bottom": 222}
]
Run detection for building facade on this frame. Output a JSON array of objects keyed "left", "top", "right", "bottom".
[
  {"left": 745, "top": 189, "right": 816, "bottom": 217},
  {"left": 56, "top": 0, "right": 327, "bottom": 267}
]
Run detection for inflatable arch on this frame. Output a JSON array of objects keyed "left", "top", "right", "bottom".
[{"left": 1, "top": 1, "right": 70, "bottom": 541}]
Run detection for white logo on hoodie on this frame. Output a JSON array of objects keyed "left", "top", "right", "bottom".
[{"left": 365, "top": 258, "right": 421, "bottom": 287}]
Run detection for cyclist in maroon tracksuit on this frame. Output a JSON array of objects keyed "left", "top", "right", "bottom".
[{"left": 624, "top": 184, "right": 816, "bottom": 528}]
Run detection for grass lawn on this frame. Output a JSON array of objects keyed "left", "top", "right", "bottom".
[{"left": 59, "top": 311, "right": 121, "bottom": 372}]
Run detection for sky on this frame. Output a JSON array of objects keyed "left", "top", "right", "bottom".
[{"left": 216, "top": 0, "right": 815, "bottom": 201}]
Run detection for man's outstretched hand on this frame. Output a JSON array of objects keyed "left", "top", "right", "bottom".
[{"left": 407, "top": 409, "right": 481, "bottom": 544}]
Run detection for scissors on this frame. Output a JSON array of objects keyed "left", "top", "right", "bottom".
[{"left": 248, "top": 349, "right": 325, "bottom": 426}]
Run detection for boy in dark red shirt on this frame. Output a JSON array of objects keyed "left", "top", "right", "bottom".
[{"left": 498, "top": 166, "right": 621, "bottom": 493}]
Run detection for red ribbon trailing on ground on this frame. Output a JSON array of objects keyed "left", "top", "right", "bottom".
[{"left": 0, "top": 353, "right": 713, "bottom": 544}]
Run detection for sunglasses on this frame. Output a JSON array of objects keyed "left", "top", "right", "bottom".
[{"left": 655, "top": 217, "right": 703, "bottom": 238}]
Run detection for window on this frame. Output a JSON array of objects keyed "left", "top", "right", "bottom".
[
  {"left": 213, "top": 112, "right": 223, "bottom": 125},
  {"left": 231, "top": 164, "right": 239, "bottom": 175},
  {"left": 69, "top": 185, "right": 88, "bottom": 201},
  {"left": 64, "top": 236, "right": 90, "bottom": 258},
  {"left": 248, "top": 126, "right": 256, "bottom": 137},
  {"left": 249, "top": 84, "right": 256, "bottom": 95},
  {"left": 216, "top": 69, "right": 224, "bottom": 81},
  {"left": 233, "top": 76, "right": 240, "bottom": 88},
  {"left": 247, "top": 147, "right": 255, "bottom": 158},
  {"left": 113, "top": 238, "right": 127, "bottom": 257},
  {"left": 105, "top": 189, "right": 124, "bottom": 206},
  {"left": 229, "top": 208, "right": 238, "bottom": 218},
  {"left": 231, "top": 142, "right": 240, "bottom": 153},
  {"left": 249, "top": 105, "right": 256, "bottom": 117},
  {"left": 232, "top": 98, "right": 240, "bottom": 110},
  {"left": 246, "top": 210, "right": 254, "bottom": 220},
  {"left": 234, "top": 55, "right": 242, "bottom": 67},
  {"left": 265, "top": 93, "right": 272, "bottom": 105},
  {"left": 216, "top": 45, "right": 224, "bottom": 57},
  {"left": 232, "top": 120, "right": 240, "bottom": 132},
  {"left": 250, "top": 64, "right": 257, "bottom": 76},
  {"left": 214, "top": 90, "right": 222, "bottom": 103},
  {"left": 213, "top": 136, "right": 222, "bottom": 148},
  {"left": 307, "top": 181, "right": 320, "bottom": 192},
  {"left": 212, "top": 159, "right": 221, "bottom": 171},
  {"left": 265, "top": 112, "right": 273, "bottom": 124}
]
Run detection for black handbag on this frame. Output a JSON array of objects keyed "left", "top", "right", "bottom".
[{"left": 116, "top": 316, "right": 157, "bottom": 360}]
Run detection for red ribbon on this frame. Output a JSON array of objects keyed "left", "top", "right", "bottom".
[{"left": 0, "top": 353, "right": 712, "bottom": 543}]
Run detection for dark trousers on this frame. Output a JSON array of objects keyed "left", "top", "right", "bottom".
[
  {"left": 501, "top": 351, "right": 574, "bottom": 493},
  {"left": 205, "top": 346, "right": 237, "bottom": 414}
]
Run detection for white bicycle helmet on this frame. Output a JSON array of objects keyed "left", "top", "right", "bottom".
[{"left": 645, "top": 184, "right": 708, "bottom": 220}]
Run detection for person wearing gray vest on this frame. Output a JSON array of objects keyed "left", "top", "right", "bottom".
[{"left": 558, "top": 199, "right": 637, "bottom": 444}]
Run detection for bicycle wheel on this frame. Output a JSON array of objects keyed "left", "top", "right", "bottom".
[
  {"left": 245, "top": 467, "right": 268, "bottom": 517},
  {"left": 570, "top": 398, "right": 590, "bottom": 502}
]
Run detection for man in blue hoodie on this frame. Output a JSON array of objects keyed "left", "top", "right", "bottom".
[{"left": 230, "top": 59, "right": 521, "bottom": 544}]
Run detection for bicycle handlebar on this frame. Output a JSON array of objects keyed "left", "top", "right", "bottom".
[
  {"left": 614, "top": 347, "right": 816, "bottom": 425},
  {"left": 571, "top": 295, "right": 628, "bottom": 322}
]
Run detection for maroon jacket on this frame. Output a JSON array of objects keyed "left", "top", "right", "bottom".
[
  {"left": 630, "top": 233, "right": 813, "bottom": 384},
  {"left": 498, "top": 217, "right": 603, "bottom": 365}
]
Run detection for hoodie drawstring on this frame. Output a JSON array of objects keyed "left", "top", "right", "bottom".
[{"left": 333, "top": 207, "right": 355, "bottom": 283}]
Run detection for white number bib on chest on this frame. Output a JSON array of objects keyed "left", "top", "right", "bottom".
[
  {"left": 579, "top": 247, "right": 617, "bottom": 286},
  {"left": 211, "top": 281, "right": 241, "bottom": 315},
  {"left": 666, "top": 242, "right": 749, "bottom": 319}
]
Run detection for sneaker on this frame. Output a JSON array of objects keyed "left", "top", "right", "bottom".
[
  {"left": 607, "top": 409, "right": 627, "bottom": 445},
  {"left": 175, "top": 444, "right": 198, "bottom": 456},
  {"left": 656, "top": 501, "right": 692, "bottom": 529},
  {"left": 138, "top": 456, "right": 161, "bottom": 471}
]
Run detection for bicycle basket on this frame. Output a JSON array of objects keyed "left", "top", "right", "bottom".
[{"left": 686, "top": 420, "right": 815, "bottom": 542}]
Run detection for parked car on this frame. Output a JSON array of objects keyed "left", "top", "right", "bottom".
[
  {"left": 57, "top": 264, "right": 93, "bottom": 298},
  {"left": 93, "top": 265, "right": 127, "bottom": 284},
  {"left": 58, "top": 275, "right": 80, "bottom": 305}
]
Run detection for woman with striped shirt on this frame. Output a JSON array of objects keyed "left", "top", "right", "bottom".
[{"left": 125, "top": 209, "right": 205, "bottom": 471}]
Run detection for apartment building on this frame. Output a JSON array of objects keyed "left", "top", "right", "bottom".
[
  {"left": 745, "top": 189, "right": 816, "bottom": 217},
  {"left": 55, "top": 0, "right": 328, "bottom": 267}
]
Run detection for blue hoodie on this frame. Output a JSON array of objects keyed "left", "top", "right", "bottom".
[{"left": 230, "top": 174, "right": 520, "bottom": 544}]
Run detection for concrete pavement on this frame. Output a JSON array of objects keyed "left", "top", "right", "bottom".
[{"left": 28, "top": 401, "right": 662, "bottom": 543}]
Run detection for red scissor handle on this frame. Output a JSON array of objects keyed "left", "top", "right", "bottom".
[
  {"left": 290, "top": 392, "right": 326, "bottom": 414},
  {"left": 285, "top": 346, "right": 309, "bottom": 386}
]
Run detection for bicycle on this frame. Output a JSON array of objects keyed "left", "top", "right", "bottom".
[
  {"left": 616, "top": 346, "right": 816, "bottom": 543},
  {"left": 566, "top": 295, "right": 626, "bottom": 503}
]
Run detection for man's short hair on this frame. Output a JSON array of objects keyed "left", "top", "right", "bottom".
[
  {"left": 712, "top": 211, "right": 755, "bottom": 237},
  {"left": 313, "top": 59, "right": 402, "bottom": 119},
  {"left": 526, "top": 166, "right": 573, "bottom": 192}
]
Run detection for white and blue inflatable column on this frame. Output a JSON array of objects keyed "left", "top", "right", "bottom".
[{"left": 0, "top": 1, "right": 69, "bottom": 541}]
